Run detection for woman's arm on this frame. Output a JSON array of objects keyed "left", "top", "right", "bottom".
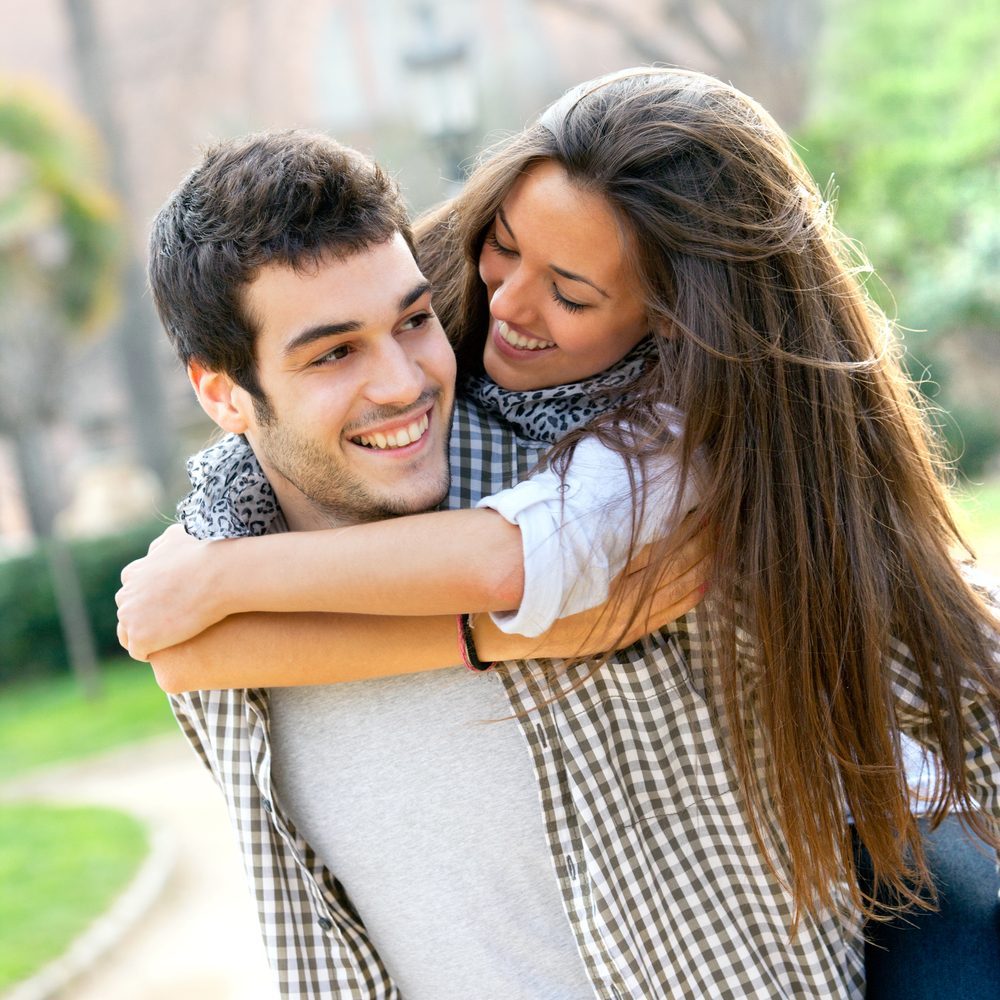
[
  {"left": 475, "top": 433, "right": 697, "bottom": 637},
  {"left": 149, "top": 534, "right": 710, "bottom": 693},
  {"left": 118, "top": 429, "right": 696, "bottom": 662},
  {"left": 117, "top": 509, "right": 525, "bottom": 661}
]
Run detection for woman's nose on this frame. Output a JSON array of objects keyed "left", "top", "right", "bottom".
[{"left": 489, "top": 271, "right": 535, "bottom": 326}]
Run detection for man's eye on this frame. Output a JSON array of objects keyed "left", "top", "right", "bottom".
[
  {"left": 314, "top": 344, "right": 352, "bottom": 364},
  {"left": 400, "top": 310, "right": 433, "bottom": 332}
]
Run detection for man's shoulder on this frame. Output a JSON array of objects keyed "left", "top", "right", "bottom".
[{"left": 448, "top": 390, "right": 549, "bottom": 508}]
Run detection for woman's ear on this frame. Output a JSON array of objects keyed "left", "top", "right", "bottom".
[
  {"left": 650, "top": 319, "right": 674, "bottom": 340},
  {"left": 187, "top": 361, "right": 254, "bottom": 434}
]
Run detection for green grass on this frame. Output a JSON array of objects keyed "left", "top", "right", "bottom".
[
  {"left": 0, "top": 802, "right": 148, "bottom": 991},
  {"left": 0, "top": 658, "right": 176, "bottom": 780}
]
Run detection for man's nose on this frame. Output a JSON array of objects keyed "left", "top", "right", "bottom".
[{"left": 365, "top": 336, "right": 425, "bottom": 405}]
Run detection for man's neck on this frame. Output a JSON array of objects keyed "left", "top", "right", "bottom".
[
  {"left": 274, "top": 485, "right": 355, "bottom": 533},
  {"left": 250, "top": 451, "right": 357, "bottom": 533}
]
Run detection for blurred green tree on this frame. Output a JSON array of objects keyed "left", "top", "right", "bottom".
[
  {"left": 798, "top": 0, "right": 1000, "bottom": 476},
  {"left": 62, "top": 0, "right": 174, "bottom": 490},
  {"left": 0, "top": 80, "right": 122, "bottom": 695}
]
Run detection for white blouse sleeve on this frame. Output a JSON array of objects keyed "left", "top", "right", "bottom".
[{"left": 476, "top": 432, "right": 699, "bottom": 637}]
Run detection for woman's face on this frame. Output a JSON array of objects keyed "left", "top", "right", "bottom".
[{"left": 478, "top": 160, "right": 650, "bottom": 391}]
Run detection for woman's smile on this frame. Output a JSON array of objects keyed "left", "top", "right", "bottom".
[{"left": 493, "top": 318, "right": 557, "bottom": 354}]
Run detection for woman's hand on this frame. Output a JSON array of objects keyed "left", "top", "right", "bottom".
[{"left": 116, "top": 523, "right": 233, "bottom": 661}]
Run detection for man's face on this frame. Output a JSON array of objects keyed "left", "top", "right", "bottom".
[{"left": 236, "top": 233, "right": 456, "bottom": 527}]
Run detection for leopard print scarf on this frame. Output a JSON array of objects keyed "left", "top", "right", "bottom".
[
  {"left": 464, "top": 336, "right": 656, "bottom": 444},
  {"left": 177, "top": 434, "right": 284, "bottom": 540}
]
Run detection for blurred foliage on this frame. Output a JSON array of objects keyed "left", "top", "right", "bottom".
[
  {"left": 0, "top": 803, "right": 147, "bottom": 990},
  {"left": 0, "top": 521, "right": 164, "bottom": 684},
  {"left": 955, "top": 481, "right": 1000, "bottom": 574},
  {"left": 797, "top": 0, "right": 1000, "bottom": 476},
  {"left": 0, "top": 79, "right": 121, "bottom": 332}
]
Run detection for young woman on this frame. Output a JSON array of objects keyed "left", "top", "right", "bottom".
[{"left": 118, "top": 68, "right": 999, "bottom": 997}]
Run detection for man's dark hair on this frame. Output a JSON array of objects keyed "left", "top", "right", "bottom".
[{"left": 149, "top": 130, "right": 412, "bottom": 399}]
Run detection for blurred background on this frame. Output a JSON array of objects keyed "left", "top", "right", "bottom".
[{"left": 0, "top": 0, "right": 997, "bottom": 996}]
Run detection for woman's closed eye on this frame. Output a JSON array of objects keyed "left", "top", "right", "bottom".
[
  {"left": 485, "top": 231, "right": 518, "bottom": 258},
  {"left": 550, "top": 286, "right": 587, "bottom": 313}
]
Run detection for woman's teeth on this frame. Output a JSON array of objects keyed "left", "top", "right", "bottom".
[
  {"left": 498, "top": 320, "right": 556, "bottom": 351},
  {"left": 353, "top": 413, "right": 429, "bottom": 450}
]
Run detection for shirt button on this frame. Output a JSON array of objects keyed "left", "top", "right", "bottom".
[{"left": 317, "top": 916, "right": 333, "bottom": 931}]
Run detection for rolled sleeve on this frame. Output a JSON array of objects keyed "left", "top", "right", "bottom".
[{"left": 477, "top": 435, "right": 695, "bottom": 636}]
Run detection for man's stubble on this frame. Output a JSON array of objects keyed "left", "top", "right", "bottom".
[{"left": 252, "top": 390, "right": 454, "bottom": 527}]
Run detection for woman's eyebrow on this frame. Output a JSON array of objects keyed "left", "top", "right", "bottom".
[
  {"left": 496, "top": 205, "right": 516, "bottom": 239},
  {"left": 497, "top": 205, "right": 610, "bottom": 299},
  {"left": 551, "top": 264, "right": 610, "bottom": 298}
]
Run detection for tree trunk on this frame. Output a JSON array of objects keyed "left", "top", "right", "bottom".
[
  {"left": 43, "top": 536, "right": 102, "bottom": 699},
  {"left": 539, "top": 0, "right": 825, "bottom": 129},
  {"left": 11, "top": 422, "right": 102, "bottom": 699},
  {"left": 62, "top": 0, "right": 174, "bottom": 489}
]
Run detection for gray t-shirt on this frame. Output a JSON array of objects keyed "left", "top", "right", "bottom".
[{"left": 269, "top": 667, "right": 595, "bottom": 1000}]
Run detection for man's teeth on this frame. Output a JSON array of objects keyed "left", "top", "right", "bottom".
[
  {"left": 497, "top": 320, "right": 555, "bottom": 351},
  {"left": 354, "top": 413, "right": 430, "bottom": 450}
]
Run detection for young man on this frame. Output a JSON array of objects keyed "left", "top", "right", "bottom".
[{"left": 134, "top": 131, "right": 711, "bottom": 999}]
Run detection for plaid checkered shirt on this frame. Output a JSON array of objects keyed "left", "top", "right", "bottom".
[{"left": 170, "top": 392, "right": 1000, "bottom": 999}]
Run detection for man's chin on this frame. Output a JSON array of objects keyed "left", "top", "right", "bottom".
[
  {"left": 362, "top": 476, "right": 451, "bottom": 520},
  {"left": 311, "top": 467, "right": 448, "bottom": 524}
]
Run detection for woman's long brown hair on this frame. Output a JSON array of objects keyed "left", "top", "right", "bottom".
[{"left": 416, "top": 68, "right": 1000, "bottom": 923}]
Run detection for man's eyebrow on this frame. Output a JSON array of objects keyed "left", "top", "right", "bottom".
[
  {"left": 283, "top": 320, "right": 361, "bottom": 357},
  {"left": 282, "top": 281, "right": 432, "bottom": 357},
  {"left": 399, "top": 280, "right": 432, "bottom": 311},
  {"left": 497, "top": 206, "right": 610, "bottom": 299}
]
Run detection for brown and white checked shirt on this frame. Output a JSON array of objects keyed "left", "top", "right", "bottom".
[{"left": 170, "top": 393, "right": 1000, "bottom": 999}]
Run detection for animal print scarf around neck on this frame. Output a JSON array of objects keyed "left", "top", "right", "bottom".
[
  {"left": 177, "top": 434, "right": 285, "bottom": 540},
  {"left": 464, "top": 335, "right": 657, "bottom": 444}
]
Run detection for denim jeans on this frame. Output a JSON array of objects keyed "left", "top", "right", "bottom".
[{"left": 855, "top": 816, "right": 1000, "bottom": 999}]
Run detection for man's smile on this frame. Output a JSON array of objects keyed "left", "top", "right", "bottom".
[{"left": 350, "top": 410, "right": 431, "bottom": 451}]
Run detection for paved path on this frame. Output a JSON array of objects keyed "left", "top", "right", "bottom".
[{"left": 2, "top": 734, "right": 274, "bottom": 999}]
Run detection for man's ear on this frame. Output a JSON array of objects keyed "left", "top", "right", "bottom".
[{"left": 187, "top": 360, "right": 254, "bottom": 435}]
